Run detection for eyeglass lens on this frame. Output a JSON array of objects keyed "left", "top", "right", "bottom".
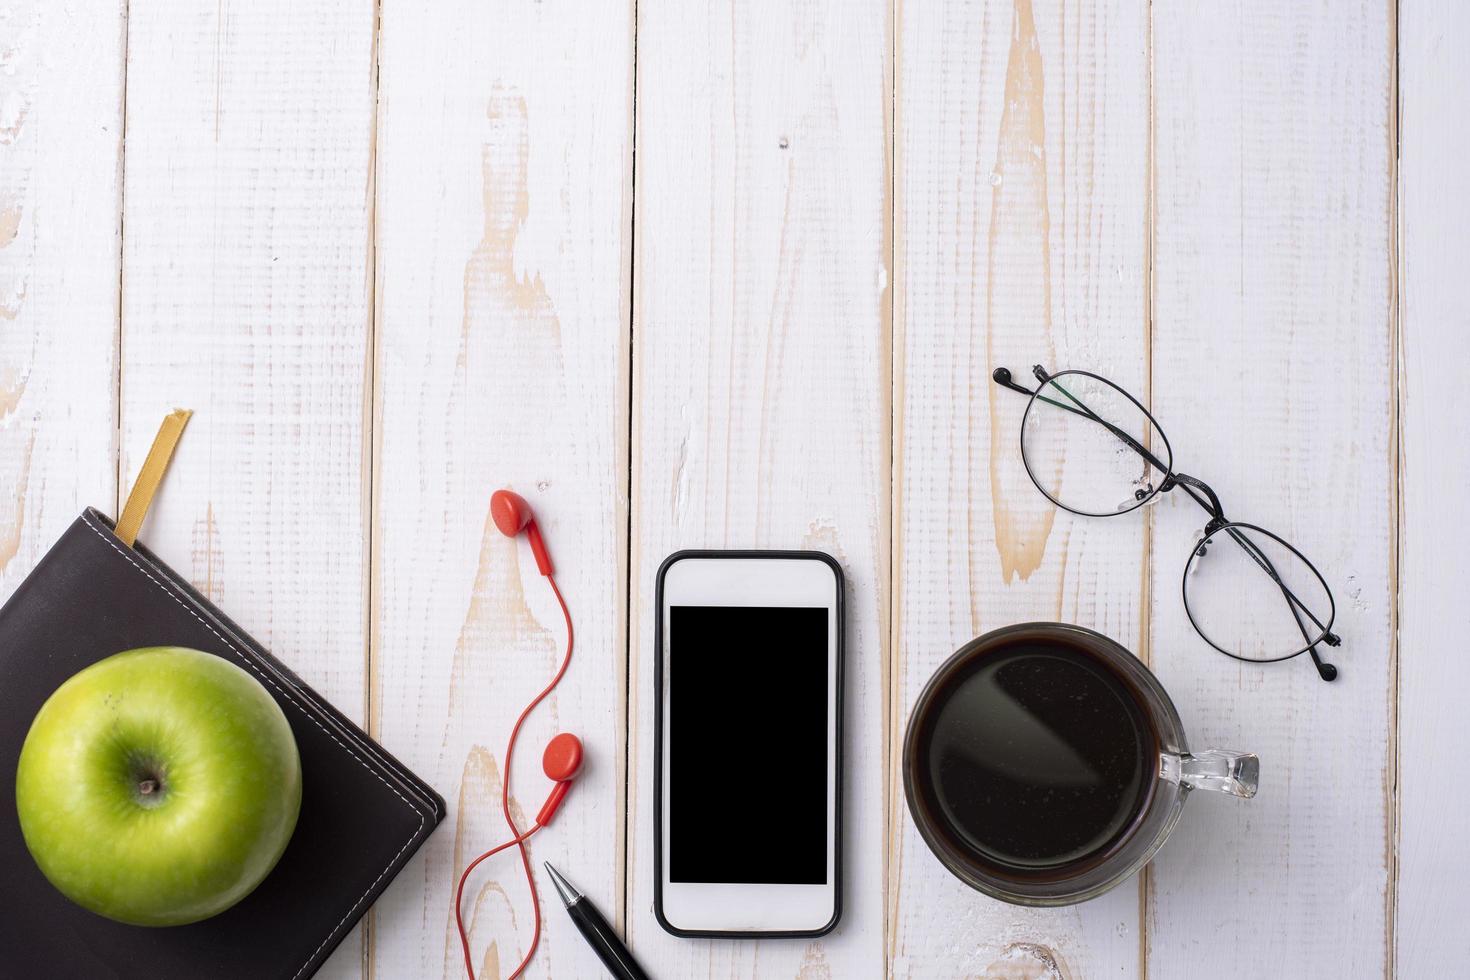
[
  {"left": 1183, "top": 523, "right": 1334, "bottom": 662},
  {"left": 1019, "top": 372, "right": 1172, "bottom": 518}
]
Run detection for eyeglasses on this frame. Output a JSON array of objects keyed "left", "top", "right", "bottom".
[{"left": 992, "top": 364, "right": 1342, "bottom": 682}]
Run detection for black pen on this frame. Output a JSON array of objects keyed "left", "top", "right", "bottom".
[{"left": 544, "top": 862, "right": 651, "bottom": 980}]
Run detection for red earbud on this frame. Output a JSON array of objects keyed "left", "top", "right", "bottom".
[
  {"left": 536, "top": 732, "right": 584, "bottom": 826},
  {"left": 490, "top": 489, "right": 553, "bottom": 576}
]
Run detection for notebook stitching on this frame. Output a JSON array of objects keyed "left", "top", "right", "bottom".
[{"left": 79, "top": 513, "right": 425, "bottom": 979}]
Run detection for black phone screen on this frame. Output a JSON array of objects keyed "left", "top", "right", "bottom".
[{"left": 668, "top": 605, "right": 829, "bottom": 884}]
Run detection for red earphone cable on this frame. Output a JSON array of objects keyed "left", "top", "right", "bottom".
[{"left": 454, "top": 573, "right": 574, "bottom": 980}]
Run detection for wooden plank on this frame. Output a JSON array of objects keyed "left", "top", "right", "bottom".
[
  {"left": 1396, "top": 1, "right": 1470, "bottom": 973},
  {"left": 890, "top": 0, "right": 1151, "bottom": 975},
  {"left": 1147, "top": 3, "right": 1395, "bottom": 977},
  {"left": 369, "top": 0, "right": 633, "bottom": 977},
  {"left": 0, "top": 0, "right": 122, "bottom": 600},
  {"left": 117, "top": 1, "right": 378, "bottom": 976},
  {"left": 624, "top": 0, "right": 890, "bottom": 975}
]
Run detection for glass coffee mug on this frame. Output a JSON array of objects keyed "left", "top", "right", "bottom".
[{"left": 902, "top": 623, "right": 1257, "bottom": 906}]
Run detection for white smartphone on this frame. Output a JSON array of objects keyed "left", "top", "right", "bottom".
[{"left": 653, "top": 550, "right": 843, "bottom": 937}]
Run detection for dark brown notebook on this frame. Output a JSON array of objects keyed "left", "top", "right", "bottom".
[{"left": 0, "top": 509, "right": 444, "bottom": 979}]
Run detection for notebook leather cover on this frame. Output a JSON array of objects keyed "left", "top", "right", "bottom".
[{"left": 0, "top": 509, "right": 444, "bottom": 979}]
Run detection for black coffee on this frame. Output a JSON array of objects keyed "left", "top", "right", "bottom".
[{"left": 918, "top": 638, "right": 1155, "bottom": 874}]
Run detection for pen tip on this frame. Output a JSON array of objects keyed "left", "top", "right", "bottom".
[{"left": 543, "top": 862, "right": 581, "bottom": 905}]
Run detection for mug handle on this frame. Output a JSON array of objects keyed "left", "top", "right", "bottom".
[{"left": 1161, "top": 748, "right": 1259, "bottom": 799}]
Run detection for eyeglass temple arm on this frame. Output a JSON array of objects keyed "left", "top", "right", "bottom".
[
  {"left": 991, "top": 366, "right": 1039, "bottom": 398},
  {"left": 991, "top": 366, "right": 1172, "bottom": 478},
  {"left": 1231, "top": 525, "right": 1340, "bottom": 681}
]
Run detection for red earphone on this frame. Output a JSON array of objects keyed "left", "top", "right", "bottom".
[
  {"left": 489, "top": 489, "right": 554, "bottom": 576},
  {"left": 536, "top": 731, "right": 584, "bottom": 825},
  {"left": 454, "top": 489, "right": 579, "bottom": 980}
]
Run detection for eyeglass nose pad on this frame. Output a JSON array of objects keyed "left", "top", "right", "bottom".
[
  {"left": 1117, "top": 482, "right": 1163, "bottom": 513},
  {"left": 1186, "top": 528, "right": 1210, "bottom": 569}
]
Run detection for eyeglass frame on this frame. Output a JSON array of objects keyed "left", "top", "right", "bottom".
[{"left": 991, "top": 363, "right": 1342, "bottom": 682}]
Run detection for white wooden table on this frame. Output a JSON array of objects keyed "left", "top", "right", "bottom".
[{"left": 1, "top": 1, "right": 1463, "bottom": 977}]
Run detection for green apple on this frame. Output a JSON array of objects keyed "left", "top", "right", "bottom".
[{"left": 15, "top": 646, "right": 302, "bottom": 926}]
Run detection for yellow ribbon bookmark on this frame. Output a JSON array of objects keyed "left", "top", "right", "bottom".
[{"left": 115, "top": 409, "right": 193, "bottom": 548}]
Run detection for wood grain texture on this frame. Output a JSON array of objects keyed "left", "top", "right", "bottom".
[
  {"left": 1147, "top": 3, "right": 1395, "bottom": 977},
  {"left": 0, "top": 0, "right": 122, "bottom": 599},
  {"left": 2, "top": 0, "right": 1446, "bottom": 976},
  {"left": 370, "top": 0, "right": 632, "bottom": 977},
  {"left": 625, "top": 0, "right": 891, "bottom": 975},
  {"left": 891, "top": 0, "right": 1150, "bottom": 975},
  {"left": 117, "top": 1, "right": 378, "bottom": 976},
  {"left": 1395, "top": 1, "right": 1470, "bottom": 974}
]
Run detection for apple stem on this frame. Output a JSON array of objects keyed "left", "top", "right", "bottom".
[{"left": 126, "top": 757, "right": 168, "bottom": 806}]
